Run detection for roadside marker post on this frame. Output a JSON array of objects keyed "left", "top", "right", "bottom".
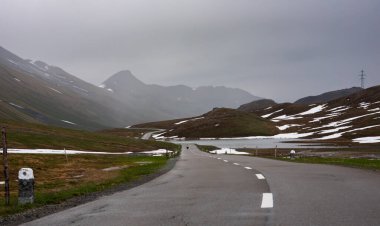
[
  {"left": 274, "top": 145, "right": 277, "bottom": 158},
  {"left": 64, "top": 148, "right": 69, "bottom": 163},
  {"left": 18, "top": 168, "right": 34, "bottom": 205},
  {"left": 1, "top": 127, "right": 10, "bottom": 205},
  {"left": 290, "top": 150, "right": 296, "bottom": 160}
]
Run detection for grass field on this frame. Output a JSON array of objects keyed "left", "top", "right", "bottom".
[
  {"left": 279, "top": 157, "right": 380, "bottom": 170},
  {"left": 0, "top": 119, "right": 180, "bottom": 217},
  {"left": 100, "top": 128, "right": 156, "bottom": 139},
  {"left": 0, "top": 154, "right": 168, "bottom": 216},
  {"left": 1, "top": 120, "right": 178, "bottom": 152},
  {"left": 199, "top": 143, "right": 380, "bottom": 171}
]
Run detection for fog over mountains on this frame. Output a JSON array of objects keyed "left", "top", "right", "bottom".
[{"left": 0, "top": 46, "right": 260, "bottom": 130}]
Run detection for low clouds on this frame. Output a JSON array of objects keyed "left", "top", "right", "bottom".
[{"left": 1, "top": 0, "right": 379, "bottom": 102}]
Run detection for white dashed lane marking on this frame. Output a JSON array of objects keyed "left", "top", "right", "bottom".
[
  {"left": 204, "top": 153, "right": 273, "bottom": 209},
  {"left": 261, "top": 193, "right": 274, "bottom": 208},
  {"left": 256, "top": 174, "right": 265, "bottom": 180}
]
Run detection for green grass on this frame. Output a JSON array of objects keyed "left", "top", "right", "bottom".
[
  {"left": 196, "top": 144, "right": 218, "bottom": 153},
  {"left": 279, "top": 157, "right": 380, "bottom": 170},
  {"left": 0, "top": 154, "right": 168, "bottom": 217}
]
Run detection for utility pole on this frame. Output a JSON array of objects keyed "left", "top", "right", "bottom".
[
  {"left": 359, "top": 70, "right": 365, "bottom": 89},
  {"left": 2, "top": 127, "right": 10, "bottom": 205}
]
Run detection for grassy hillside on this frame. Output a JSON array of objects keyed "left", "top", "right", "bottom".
[
  {"left": 134, "top": 108, "right": 278, "bottom": 138},
  {"left": 0, "top": 119, "right": 178, "bottom": 152},
  {"left": 238, "top": 99, "right": 277, "bottom": 112}
]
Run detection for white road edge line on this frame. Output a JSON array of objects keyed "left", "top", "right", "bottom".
[
  {"left": 233, "top": 163, "right": 240, "bottom": 165},
  {"left": 256, "top": 174, "right": 265, "bottom": 179},
  {"left": 223, "top": 160, "right": 228, "bottom": 162},
  {"left": 217, "top": 158, "right": 221, "bottom": 160},
  {"left": 261, "top": 193, "right": 273, "bottom": 208},
  {"left": 244, "top": 167, "right": 252, "bottom": 170}
]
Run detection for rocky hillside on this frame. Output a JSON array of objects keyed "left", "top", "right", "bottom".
[{"left": 253, "top": 85, "right": 380, "bottom": 142}]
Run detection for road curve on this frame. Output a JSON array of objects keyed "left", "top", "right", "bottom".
[
  {"left": 23, "top": 145, "right": 272, "bottom": 226},
  {"left": 141, "top": 129, "right": 165, "bottom": 140},
  {"left": 23, "top": 145, "right": 380, "bottom": 226},
  {"left": 219, "top": 154, "right": 380, "bottom": 226}
]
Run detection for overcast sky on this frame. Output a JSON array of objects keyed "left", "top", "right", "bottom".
[{"left": 1, "top": 0, "right": 379, "bottom": 102}]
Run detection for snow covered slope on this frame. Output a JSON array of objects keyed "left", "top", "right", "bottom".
[{"left": 254, "top": 86, "right": 380, "bottom": 143}]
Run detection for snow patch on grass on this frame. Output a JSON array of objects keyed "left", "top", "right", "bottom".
[
  {"left": 61, "top": 120, "right": 76, "bottom": 125},
  {"left": 6, "top": 149, "right": 132, "bottom": 155},
  {"left": 272, "top": 115, "right": 303, "bottom": 121},
  {"left": 262, "top": 109, "right": 283, "bottom": 118},
  {"left": 359, "top": 102, "right": 371, "bottom": 109},
  {"left": 210, "top": 148, "right": 249, "bottom": 155},
  {"left": 174, "top": 117, "right": 204, "bottom": 125},
  {"left": 48, "top": 87, "right": 63, "bottom": 94},
  {"left": 318, "top": 126, "right": 352, "bottom": 134},
  {"left": 276, "top": 124, "right": 303, "bottom": 131},
  {"left": 9, "top": 103, "right": 24, "bottom": 109},
  {"left": 352, "top": 136, "right": 380, "bottom": 143},
  {"left": 298, "top": 104, "right": 327, "bottom": 115},
  {"left": 317, "top": 125, "right": 380, "bottom": 140},
  {"left": 141, "top": 149, "right": 172, "bottom": 154}
]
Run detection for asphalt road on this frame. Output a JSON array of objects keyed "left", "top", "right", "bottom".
[
  {"left": 23, "top": 145, "right": 380, "bottom": 226},
  {"left": 141, "top": 129, "right": 165, "bottom": 140}
]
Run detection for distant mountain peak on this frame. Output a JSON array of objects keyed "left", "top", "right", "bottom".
[{"left": 102, "top": 70, "right": 145, "bottom": 88}]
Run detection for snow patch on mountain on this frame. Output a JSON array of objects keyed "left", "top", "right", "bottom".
[
  {"left": 61, "top": 120, "right": 76, "bottom": 125},
  {"left": 276, "top": 124, "right": 303, "bottom": 130},
  {"left": 298, "top": 104, "right": 327, "bottom": 115},
  {"left": 353, "top": 136, "right": 380, "bottom": 143},
  {"left": 262, "top": 109, "right": 283, "bottom": 118}
]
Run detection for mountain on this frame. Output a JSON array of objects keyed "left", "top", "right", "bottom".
[
  {"left": 0, "top": 46, "right": 260, "bottom": 129},
  {"left": 252, "top": 85, "right": 380, "bottom": 142},
  {"left": 294, "top": 87, "right": 363, "bottom": 105},
  {"left": 238, "top": 99, "right": 277, "bottom": 112},
  {"left": 0, "top": 46, "right": 137, "bottom": 130},
  {"left": 141, "top": 85, "right": 380, "bottom": 142},
  {"left": 99, "top": 70, "right": 261, "bottom": 121},
  {"left": 133, "top": 108, "right": 278, "bottom": 139}
]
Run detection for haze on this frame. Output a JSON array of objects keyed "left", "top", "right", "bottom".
[{"left": 1, "top": 0, "right": 379, "bottom": 102}]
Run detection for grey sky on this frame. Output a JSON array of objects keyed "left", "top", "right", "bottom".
[{"left": 1, "top": 0, "right": 379, "bottom": 102}]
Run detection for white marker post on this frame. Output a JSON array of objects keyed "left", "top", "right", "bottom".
[
  {"left": 18, "top": 168, "right": 34, "bottom": 204},
  {"left": 290, "top": 150, "right": 296, "bottom": 160},
  {"left": 275, "top": 145, "right": 277, "bottom": 158},
  {"left": 64, "top": 148, "right": 68, "bottom": 163}
]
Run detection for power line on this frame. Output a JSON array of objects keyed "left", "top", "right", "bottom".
[{"left": 359, "top": 70, "right": 365, "bottom": 89}]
